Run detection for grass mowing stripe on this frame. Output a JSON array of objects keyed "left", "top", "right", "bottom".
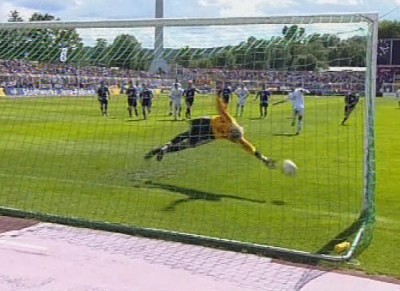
[{"left": 0, "top": 95, "right": 398, "bottom": 278}]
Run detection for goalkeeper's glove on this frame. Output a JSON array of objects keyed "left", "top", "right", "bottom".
[
  {"left": 255, "top": 151, "right": 276, "bottom": 169},
  {"left": 262, "top": 156, "right": 276, "bottom": 169}
]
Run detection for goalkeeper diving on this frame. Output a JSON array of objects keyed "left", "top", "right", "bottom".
[{"left": 144, "top": 89, "right": 277, "bottom": 169}]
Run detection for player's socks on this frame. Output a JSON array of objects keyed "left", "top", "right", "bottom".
[{"left": 296, "top": 120, "right": 303, "bottom": 134}]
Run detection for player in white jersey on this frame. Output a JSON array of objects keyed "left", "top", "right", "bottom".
[
  {"left": 273, "top": 88, "right": 309, "bottom": 135},
  {"left": 234, "top": 84, "right": 249, "bottom": 117},
  {"left": 396, "top": 88, "right": 400, "bottom": 108},
  {"left": 169, "top": 82, "right": 184, "bottom": 120}
]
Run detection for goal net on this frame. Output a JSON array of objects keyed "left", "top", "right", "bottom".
[{"left": 0, "top": 14, "right": 377, "bottom": 261}]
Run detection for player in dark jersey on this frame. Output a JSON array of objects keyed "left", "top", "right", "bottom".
[
  {"left": 183, "top": 80, "right": 200, "bottom": 119},
  {"left": 97, "top": 81, "right": 110, "bottom": 116},
  {"left": 396, "top": 89, "right": 400, "bottom": 108},
  {"left": 126, "top": 80, "right": 139, "bottom": 118},
  {"left": 221, "top": 84, "right": 233, "bottom": 105},
  {"left": 139, "top": 83, "right": 154, "bottom": 120},
  {"left": 144, "top": 90, "right": 277, "bottom": 170},
  {"left": 341, "top": 91, "right": 360, "bottom": 125},
  {"left": 254, "top": 84, "right": 271, "bottom": 119}
]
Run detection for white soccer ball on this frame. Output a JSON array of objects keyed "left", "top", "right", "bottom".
[{"left": 282, "top": 159, "right": 297, "bottom": 176}]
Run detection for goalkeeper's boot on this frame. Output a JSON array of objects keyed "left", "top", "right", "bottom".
[
  {"left": 144, "top": 148, "right": 161, "bottom": 160},
  {"left": 156, "top": 148, "right": 166, "bottom": 161},
  {"left": 156, "top": 144, "right": 170, "bottom": 161}
]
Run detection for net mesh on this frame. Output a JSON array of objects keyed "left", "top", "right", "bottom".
[{"left": 0, "top": 14, "right": 376, "bottom": 260}]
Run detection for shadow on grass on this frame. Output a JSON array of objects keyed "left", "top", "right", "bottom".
[
  {"left": 141, "top": 181, "right": 266, "bottom": 211},
  {"left": 156, "top": 119, "right": 188, "bottom": 122},
  {"left": 273, "top": 132, "right": 298, "bottom": 137},
  {"left": 271, "top": 200, "right": 286, "bottom": 206}
]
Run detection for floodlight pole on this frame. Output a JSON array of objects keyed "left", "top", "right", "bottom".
[
  {"left": 155, "top": 0, "right": 164, "bottom": 54},
  {"left": 149, "top": 0, "right": 169, "bottom": 74}
]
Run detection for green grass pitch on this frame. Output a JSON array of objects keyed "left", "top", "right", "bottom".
[{"left": 0, "top": 93, "right": 398, "bottom": 278}]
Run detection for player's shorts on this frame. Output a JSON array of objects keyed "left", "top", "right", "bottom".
[
  {"left": 293, "top": 108, "right": 304, "bottom": 117},
  {"left": 238, "top": 98, "right": 247, "bottom": 106},
  {"left": 188, "top": 118, "right": 214, "bottom": 145},
  {"left": 98, "top": 98, "right": 108, "bottom": 105},
  {"left": 260, "top": 101, "right": 269, "bottom": 107},
  {"left": 186, "top": 97, "right": 194, "bottom": 107},
  {"left": 172, "top": 98, "right": 181, "bottom": 107},
  {"left": 141, "top": 99, "right": 151, "bottom": 107},
  {"left": 127, "top": 98, "right": 137, "bottom": 107},
  {"left": 222, "top": 96, "right": 230, "bottom": 104},
  {"left": 345, "top": 105, "right": 356, "bottom": 113}
]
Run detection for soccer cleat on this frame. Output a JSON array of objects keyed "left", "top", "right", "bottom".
[
  {"left": 156, "top": 148, "right": 166, "bottom": 161},
  {"left": 144, "top": 148, "right": 161, "bottom": 160}
]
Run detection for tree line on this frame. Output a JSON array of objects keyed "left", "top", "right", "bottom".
[{"left": 0, "top": 10, "right": 399, "bottom": 71}]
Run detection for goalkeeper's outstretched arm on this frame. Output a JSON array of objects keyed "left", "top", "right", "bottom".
[
  {"left": 236, "top": 137, "right": 276, "bottom": 169},
  {"left": 215, "top": 92, "right": 276, "bottom": 169}
]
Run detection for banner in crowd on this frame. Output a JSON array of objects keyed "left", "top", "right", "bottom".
[{"left": 5, "top": 87, "right": 96, "bottom": 97}]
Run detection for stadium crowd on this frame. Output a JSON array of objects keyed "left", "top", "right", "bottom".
[{"left": 0, "top": 58, "right": 374, "bottom": 96}]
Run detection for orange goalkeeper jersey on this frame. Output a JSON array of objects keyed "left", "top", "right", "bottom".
[{"left": 211, "top": 95, "right": 256, "bottom": 156}]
